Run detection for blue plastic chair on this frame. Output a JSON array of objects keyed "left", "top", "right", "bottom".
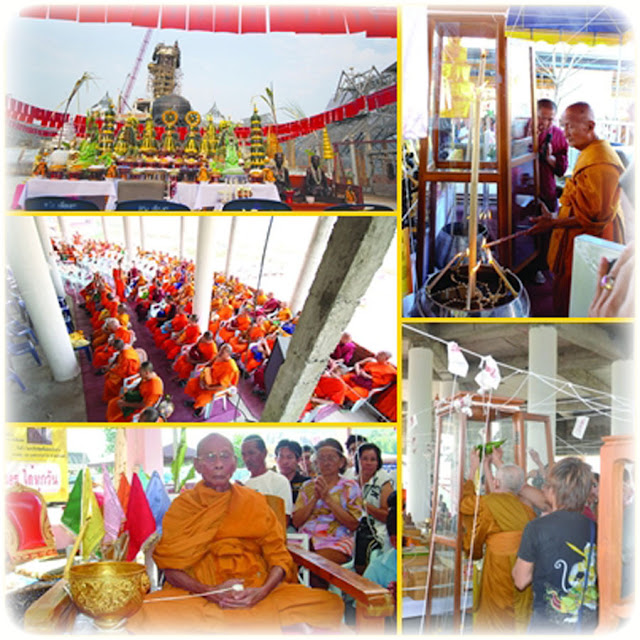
[
  {"left": 115, "top": 200, "right": 191, "bottom": 211},
  {"left": 7, "top": 319, "right": 38, "bottom": 345},
  {"left": 8, "top": 367, "right": 26, "bottom": 392},
  {"left": 25, "top": 196, "right": 100, "bottom": 211},
  {"left": 222, "top": 198, "right": 292, "bottom": 211},
  {"left": 8, "top": 340, "right": 42, "bottom": 366}
]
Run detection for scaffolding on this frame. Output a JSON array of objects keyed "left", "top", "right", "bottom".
[{"left": 147, "top": 41, "right": 183, "bottom": 99}]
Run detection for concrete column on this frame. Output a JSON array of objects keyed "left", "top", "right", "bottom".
[
  {"left": 527, "top": 325, "right": 557, "bottom": 463},
  {"left": 101, "top": 217, "right": 110, "bottom": 242},
  {"left": 34, "top": 217, "right": 65, "bottom": 297},
  {"left": 125, "top": 429, "right": 163, "bottom": 479},
  {"left": 349, "top": 138, "right": 359, "bottom": 185},
  {"left": 6, "top": 217, "right": 80, "bottom": 381},
  {"left": 289, "top": 216, "right": 336, "bottom": 313},
  {"left": 139, "top": 217, "right": 146, "bottom": 252},
  {"left": 193, "top": 217, "right": 217, "bottom": 333},
  {"left": 407, "top": 347, "right": 433, "bottom": 525},
  {"left": 261, "top": 217, "right": 396, "bottom": 422},
  {"left": 611, "top": 360, "right": 633, "bottom": 435},
  {"left": 123, "top": 217, "right": 135, "bottom": 261},
  {"left": 179, "top": 218, "right": 185, "bottom": 259},
  {"left": 57, "top": 216, "right": 70, "bottom": 242},
  {"left": 224, "top": 218, "right": 237, "bottom": 278}
]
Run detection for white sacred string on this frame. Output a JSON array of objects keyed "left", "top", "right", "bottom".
[{"left": 144, "top": 584, "right": 244, "bottom": 603}]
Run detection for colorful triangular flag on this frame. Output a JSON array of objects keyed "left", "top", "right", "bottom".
[
  {"left": 145, "top": 470, "right": 171, "bottom": 533},
  {"left": 124, "top": 473, "right": 157, "bottom": 561},
  {"left": 102, "top": 465, "right": 125, "bottom": 544}
]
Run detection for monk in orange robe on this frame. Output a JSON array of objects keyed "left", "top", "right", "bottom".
[
  {"left": 529, "top": 102, "right": 625, "bottom": 316},
  {"left": 102, "top": 339, "right": 141, "bottom": 403},
  {"left": 153, "top": 307, "right": 188, "bottom": 347},
  {"left": 173, "top": 332, "right": 217, "bottom": 382},
  {"left": 92, "top": 322, "right": 134, "bottom": 371},
  {"left": 126, "top": 433, "right": 343, "bottom": 634},
  {"left": 341, "top": 351, "right": 397, "bottom": 406},
  {"left": 302, "top": 373, "right": 346, "bottom": 416},
  {"left": 113, "top": 259, "right": 126, "bottom": 300},
  {"left": 162, "top": 314, "right": 201, "bottom": 360},
  {"left": 184, "top": 344, "right": 240, "bottom": 416},
  {"left": 217, "top": 321, "right": 237, "bottom": 344},
  {"left": 106, "top": 361, "right": 164, "bottom": 422},
  {"left": 460, "top": 450, "right": 536, "bottom": 632}
]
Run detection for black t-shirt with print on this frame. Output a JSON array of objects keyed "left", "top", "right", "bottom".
[
  {"left": 289, "top": 470, "right": 310, "bottom": 503},
  {"left": 518, "top": 509, "right": 597, "bottom": 632}
]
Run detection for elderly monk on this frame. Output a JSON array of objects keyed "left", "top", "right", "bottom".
[
  {"left": 341, "top": 351, "right": 397, "bottom": 407},
  {"left": 460, "top": 449, "right": 536, "bottom": 632},
  {"left": 126, "top": 433, "right": 344, "bottom": 634},
  {"left": 184, "top": 344, "right": 240, "bottom": 417},
  {"left": 106, "top": 361, "right": 164, "bottom": 422},
  {"left": 161, "top": 313, "right": 201, "bottom": 360},
  {"left": 173, "top": 331, "right": 217, "bottom": 383},
  {"left": 102, "top": 339, "right": 141, "bottom": 403},
  {"left": 529, "top": 102, "right": 625, "bottom": 315},
  {"left": 92, "top": 319, "right": 134, "bottom": 371}
]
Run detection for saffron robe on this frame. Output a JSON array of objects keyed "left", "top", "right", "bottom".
[
  {"left": 460, "top": 480, "right": 536, "bottom": 632},
  {"left": 102, "top": 347, "right": 141, "bottom": 403},
  {"left": 173, "top": 342, "right": 217, "bottom": 380},
  {"left": 184, "top": 359, "right": 240, "bottom": 409},
  {"left": 126, "top": 482, "right": 343, "bottom": 634},
  {"left": 106, "top": 374, "right": 164, "bottom": 422},
  {"left": 342, "top": 361, "right": 397, "bottom": 404},
  {"left": 547, "top": 139, "right": 624, "bottom": 315}
]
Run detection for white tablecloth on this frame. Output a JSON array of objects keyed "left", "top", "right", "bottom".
[
  {"left": 19, "top": 178, "right": 118, "bottom": 210},
  {"left": 172, "top": 182, "right": 280, "bottom": 211}
]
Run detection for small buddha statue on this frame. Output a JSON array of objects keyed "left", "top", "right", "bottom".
[{"left": 304, "top": 154, "right": 330, "bottom": 201}]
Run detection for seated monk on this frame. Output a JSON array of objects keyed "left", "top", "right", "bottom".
[
  {"left": 241, "top": 336, "right": 272, "bottom": 375},
  {"left": 102, "top": 339, "right": 141, "bottom": 403},
  {"left": 126, "top": 433, "right": 344, "bottom": 634},
  {"left": 341, "top": 351, "right": 397, "bottom": 407},
  {"left": 92, "top": 320, "right": 135, "bottom": 372},
  {"left": 106, "top": 361, "right": 164, "bottom": 422},
  {"left": 153, "top": 306, "right": 188, "bottom": 347},
  {"left": 173, "top": 332, "right": 218, "bottom": 383},
  {"left": 217, "top": 320, "right": 237, "bottom": 344},
  {"left": 162, "top": 314, "right": 201, "bottom": 360},
  {"left": 229, "top": 331, "right": 250, "bottom": 357},
  {"left": 302, "top": 370, "right": 346, "bottom": 417},
  {"left": 304, "top": 154, "right": 331, "bottom": 201},
  {"left": 184, "top": 344, "right": 240, "bottom": 417}
]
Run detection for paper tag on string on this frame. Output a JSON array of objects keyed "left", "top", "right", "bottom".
[
  {"left": 447, "top": 341, "right": 469, "bottom": 377},
  {"left": 475, "top": 356, "right": 501, "bottom": 391},
  {"left": 572, "top": 416, "right": 589, "bottom": 440}
]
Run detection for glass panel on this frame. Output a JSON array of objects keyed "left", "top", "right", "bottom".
[
  {"left": 429, "top": 21, "right": 499, "bottom": 171},
  {"left": 434, "top": 414, "right": 460, "bottom": 537},
  {"left": 508, "top": 38, "right": 534, "bottom": 160},
  {"left": 428, "top": 544, "right": 457, "bottom": 631}
]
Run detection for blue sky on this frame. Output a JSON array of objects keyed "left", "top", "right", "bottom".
[{"left": 5, "top": 15, "right": 397, "bottom": 121}]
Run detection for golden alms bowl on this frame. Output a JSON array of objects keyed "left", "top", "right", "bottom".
[{"left": 67, "top": 561, "right": 150, "bottom": 629}]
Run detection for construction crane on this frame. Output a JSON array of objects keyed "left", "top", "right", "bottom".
[{"left": 118, "top": 28, "right": 153, "bottom": 114}]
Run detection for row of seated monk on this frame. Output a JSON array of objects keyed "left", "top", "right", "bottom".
[{"left": 72, "top": 239, "right": 396, "bottom": 422}]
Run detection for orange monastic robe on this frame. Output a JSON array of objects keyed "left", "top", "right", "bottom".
[
  {"left": 92, "top": 327, "right": 133, "bottom": 369},
  {"left": 342, "top": 361, "right": 397, "bottom": 404},
  {"left": 126, "top": 482, "right": 343, "bottom": 634},
  {"left": 102, "top": 347, "right": 141, "bottom": 403},
  {"left": 162, "top": 323, "right": 201, "bottom": 360},
  {"left": 173, "top": 341, "right": 217, "bottom": 380},
  {"left": 153, "top": 313, "right": 188, "bottom": 346},
  {"left": 460, "top": 480, "right": 536, "bottom": 632},
  {"left": 304, "top": 376, "right": 346, "bottom": 414},
  {"left": 547, "top": 139, "right": 624, "bottom": 315},
  {"left": 184, "top": 359, "right": 240, "bottom": 409},
  {"left": 106, "top": 374, "right": 164, "bottom": 422}
]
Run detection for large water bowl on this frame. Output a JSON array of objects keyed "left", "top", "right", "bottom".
[
  {"left": 412, "top": 264, "right": 530, "bottom": 318},
  {"left": 67, "top": 561, "right": 150, "bottom": 630}
]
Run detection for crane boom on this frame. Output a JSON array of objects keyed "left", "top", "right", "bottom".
[{"left": 119, "top": 28, "right": 153, "bottom": 113}]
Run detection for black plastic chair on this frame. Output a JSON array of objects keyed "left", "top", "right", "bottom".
[
  {"left": 222, "top": 198, "right": 292, "bottom": 211},
  {"left": 24, "top": 196, "right": 100, "bottom": 211},
  {"left": 324, "top": 203, "right": 395, "bottom": 211},
  {"left": 115, "top": 200, "right": 191, "bottom": 211}
]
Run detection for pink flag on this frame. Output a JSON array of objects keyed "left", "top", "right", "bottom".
[{"left": 102, "top": 465, "right": 125, "bottom": 544}]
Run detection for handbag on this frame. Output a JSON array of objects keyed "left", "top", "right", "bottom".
[{"left": 353, "top": 478, "right": 382, "bottom": 569}]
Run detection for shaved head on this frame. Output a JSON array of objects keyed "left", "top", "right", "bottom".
[
  {"left": 565, "top": 101, "right": 595, "bottom": 122},
  {"left": 197, "top": 432, "right": 234, "bottom": 456},
  {"left": 561, "top": 102, "right": 597, "bottom": 151}
]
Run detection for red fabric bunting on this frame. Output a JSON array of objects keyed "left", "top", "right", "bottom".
[
  {"left": 19, "top": 5, "right": 48, "bottom": 19},
  {"left": 160, "top": 6, "right": 187, "bottom": 30},
  {"left": 240, "top": 5, "right": 266, "bottom": 33},
  {"left": 131, "top": 6, "right": 159, "bottom": 28},
  {"left": 106, "top": 6, "right": 133, "bottom": 23},
  {"left": 188, "top": 5, "right": 214, "bottom": 31},
  {"left": 365, "top": 8, "right": 397, "bottom": 38},
  {"left": 48, "top": 6, "right": 78, "bottom": 21},
  {"left": 78, "top": 6, "right": 106, "bottom": 23},
  {"left": 214, "top": 5, "right": 239, "bottom": 33}
]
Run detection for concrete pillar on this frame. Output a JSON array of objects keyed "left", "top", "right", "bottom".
[
  {"left": 289, "top": 216, "right": 336, "bottom": 313},
  {"left": 34, "top": 217, "right": 65, "bottom": 298},
  {"left": 407, "top": 347, "right": 433, "bottom": 525},
  {"left": 123, "top": 217, "right": 135, "bottom": 261},
  {"left": 611, "top": 360, "right": 633, "bottom": 435},
  {"left": 101, "top": 217, "right": 110, "bottom": 242},
  {"left": 261, "top": 217, "right": 396, "bottom": 422},
  {"left": 349, "top": 138, "right": 359, "bottom": 186},
  {"left": 139, "top": 217, "right": 146, "bottom": 252},
  {"left": 57, "top": 216, "right": 70, "bottom": 242},
  {"left": 125, "top": 429, "right": 163, "bottom": 479},
  {"left": 224, "top": 218, "right": 237, "bottom": 278},
  {"left": 193, "top": 217, "right": 217, "bottom": 333},
  {"left": 179, "top": 218, "right": 185, "bottom": 259},
  {"left": 527, "top": 325, "right": 557, "bottom": 463},
  {"left": 6, "top": 217, "right": 80, "bottom": 381}
]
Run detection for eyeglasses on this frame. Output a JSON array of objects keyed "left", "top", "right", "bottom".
[
  {"left": 197, "top": 452, "right": 234, "bottom": 464},
  {"left": 316, "top": 454, "right": 340, "bottom": 463}
]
